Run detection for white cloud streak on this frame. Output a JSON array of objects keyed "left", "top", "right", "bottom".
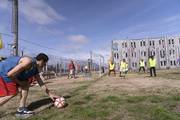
[
  {"left": 67, "top": 34, "right": 89, "bottom": 44},
  {"left": 0, "top": 0, "right": 66, "bottom": 25},
  {"left": 19, "top": 0, "right": 65, "bottom": 25}
]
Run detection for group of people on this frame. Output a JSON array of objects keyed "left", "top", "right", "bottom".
[
  {"left": 108, "top": 55, "right": 157, "bottom": 77},
  {"left": 108, "top": 58, "right": 128, "bottom": 77}
]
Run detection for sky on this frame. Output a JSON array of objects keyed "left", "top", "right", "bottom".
[{"left": 0, "top": 0, "right": 180, "bottom": 61}]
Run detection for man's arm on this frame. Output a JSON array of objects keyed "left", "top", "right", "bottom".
[{"left": 35, "top": 74, "right": 59, "bottom": 101}]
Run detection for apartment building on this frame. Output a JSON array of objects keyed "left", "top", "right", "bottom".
[{"left": 112, "top": 36, "right": 180, "bottom": 70}]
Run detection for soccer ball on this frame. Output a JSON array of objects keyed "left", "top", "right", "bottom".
[{"left": 54, "top": 97, "right": 66, "bottom": 108}]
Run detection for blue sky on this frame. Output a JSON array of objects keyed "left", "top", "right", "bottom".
[{"left": 0, "top": 0, "right": 180, "bottom": 60}]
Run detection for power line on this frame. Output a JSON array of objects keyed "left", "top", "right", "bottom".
[{"left": 0, "top": 32, "right": 59, "bottom": 51}]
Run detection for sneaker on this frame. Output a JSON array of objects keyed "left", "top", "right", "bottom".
[{"left": 16, "top": 107, "right": 34, "bottom": 115}]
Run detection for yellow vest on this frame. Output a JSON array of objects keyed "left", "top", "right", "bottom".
[
  {"left": 149, "top": 58, "right": 156, "bottom": 67},
  {"left": 109, "top": 62, "right": 115, "bottom": 70},
  {"left": 120, "top": 61, "right": 127, "bottom": 69},
  {"left": 140, "top": 61, "right": 145, "bottom": 67}
]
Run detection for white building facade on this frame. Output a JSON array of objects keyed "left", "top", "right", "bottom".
[{"left": 112, "top": 36, "right": 180, "bottom": 70}]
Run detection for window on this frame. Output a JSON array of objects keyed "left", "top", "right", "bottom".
[
  {"left": 122, "top": 42, "right": 124, "bottom": 48},
  {"left": 163, "top": 50, "right": 165, "bottom": 56},
  {"left": 169, "top": 39, "right": 171, "bottom": 44},
  {"left": 160, "top": 61, "right": 163, "bottom": 66},
  {"left": 149, "top": 41, "right": 152, "bottom": 46},
  {"left": 170, "top": 61, "right": 173, "bottom": 66},
  {"left": 160, "top": 50, "right": 165, "bottom": 58},
  {"left": 131, "top": 42, "right": 133, "bottom": 47},
  {"left": 132, "top": 62, "right": 134, "bottom": 67},
  {"left": 135, "top": 62, "right": 137, "bottom": 68},
  {"left": 174, "top": 61, "right": 176, "bottom": 66},
  {"left": 172, "top": 39, "right": 174, "bottom": 44},
  {"left": 144, "top": 52, "right": 146, "bottom": 56},
  {"left": 164, "top": 61, "right": 167, "bottom": 66},
  {"left": 143, "top": 41, "right": 146, "bottom": 46},
  {"left": 117, "top": 53, "right": 119, "bottom": 59},
  {"left": 125, "top": 42, "right": 127, "bottom": 47},
  {"left": 152, "top": 41, "right": 155, "bottom": 46},
  {"left": 162, "top": 40, "right": 165, "bottom": 45},
  {"left": 160, "top": 50, "right": 162, "bottom": 56},
  {"left": 173, "top": 50, "right": 175, "bottom": 54},
  {"left": 113, "top": 43, "right": 118, "bottom": 50},
  {"left": 140, "top": 41, "right": 142, "bottom": 46},
  {"left": 114, "top": 53, "right": 116, "bottom": 58},
  {"left": 126, "top": 53, "right": 128, "bottom": 58},
  {"left": 159, "top": 40, "right": 161, "bottom": 45},
  {"left": 169, "top": 50, "right": 171, "bottom": 55},
  {"left": 134, "top": 52, "right": 136, "bottom": 57},
  {"left": 134, "top": 42, "right": 136, "bottom": 48}
]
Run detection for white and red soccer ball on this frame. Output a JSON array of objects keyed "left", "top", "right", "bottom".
[{"left": 54, "top": 97, "right": 66, "bottom": 108}]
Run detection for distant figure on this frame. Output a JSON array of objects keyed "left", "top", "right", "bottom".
[
  {"left": 101, "top": 66, "right": 105, "bottom": 74},
  {"left": 148, "top": 56, "right": 156, "bottom": 77},
  {"left": 108, "top": 59, "right": 116, "bottom": 76},
  {"left": 119, "top": 59, "right": 128, "bottom": 77},
  {"left": 84, "top": 65, "right": 88, "bottom": 72},
  {"left": 139, "top": 59, "right": 145, "bottom": 73},
  {"left": 68, "top": 60, "right": 76, "bottom": 79}
]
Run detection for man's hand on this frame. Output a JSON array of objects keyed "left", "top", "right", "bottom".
[{"left": 48, "top": 91, "right": 61, "bottom": 101}]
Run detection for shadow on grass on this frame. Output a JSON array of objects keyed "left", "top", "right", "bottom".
[
  {"left": 28, "top": 97, "right": 69, "bottom": 111},
  {"left": 27, "top": 98, "right": 53, "bottom": 111}
]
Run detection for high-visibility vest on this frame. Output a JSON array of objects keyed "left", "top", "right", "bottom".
[
  {"left": 120, "top": 61, "right": 126, "bottom": 69},
  {"left": 140, "top": 61, "right": 145, "bottom": 67},
  {"left": 120, "top": 61, "right": 128, "bottom": 72},
  {"left": 125, "top": 63, "right": 128, "bottom": 69},
  {"left": 149, "top": 58, "right": 156, "bottom": 67},
  {"left": 109, "top": 62, "right": 115, "bottom": 70},
  {"left": 0, "top": 34, "right": 3, "bottom": 49}
]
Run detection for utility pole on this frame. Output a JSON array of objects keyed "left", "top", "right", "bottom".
[{"left": 12, "top": 0, "right": 19, "bottom": 56}]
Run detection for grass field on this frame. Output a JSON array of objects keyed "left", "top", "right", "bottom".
[{"left": 1, "top": 69, "right": 180, "bottom": 120}]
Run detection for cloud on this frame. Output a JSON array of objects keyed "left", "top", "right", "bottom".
[
  {"left": 0, "top": 0, "right": 65, "bottom": 25},
  {"left": 0, "top": 0, "right": 9, "bottom": 9},
  {"left": 164, "top": 14, "right": 180, "bottom": 23},
  {"left": 19, "top": 0, "right": 66, "bottom": 25},
  {"left": 67, "top": 34, "right": 89, "bottom": 44}
]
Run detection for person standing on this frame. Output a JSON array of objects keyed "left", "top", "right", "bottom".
[
  {"left": 108, "top": 59, "right": 116, "bottom": 76},
  {"left": 139, "top": 59, "right": 145, "bottom": 73},
  {"left": 148, "top": 56, "right": 156, "bottom": 77},
  {"left": 119, "top": 59, "right": 128, "bottom": 77},
  {"left": 68, "top": 60, "right": 76, "bottom": 79}
]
